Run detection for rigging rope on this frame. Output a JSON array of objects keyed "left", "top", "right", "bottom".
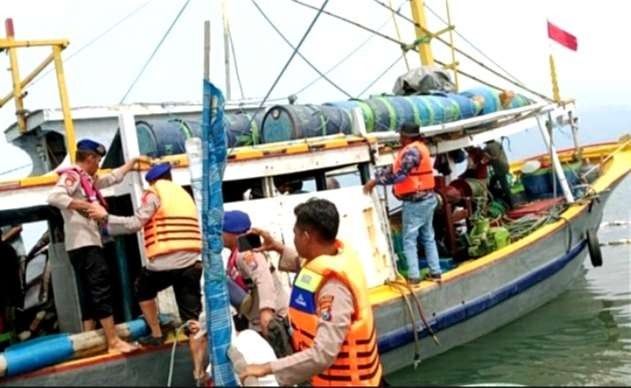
[
  {"left": 357, "top": 54, "right": 404, "bottom": 98},
  {"left": 119, "top": 0, "right": 191, "bottom": 104},
  {"left": 250, "top": 0, "right": 352, "bottom": 99},
  {"left": 291, "top": 0, "right": 512, "bottom": 95},
  {"left": 422, "top": 2, "right": 524, "bottom": 85},
  {"left": 248, "top": 0, "right": 330, "bottom": 123},
  {"left": 30, "top": 0, "right": 155, "bottom": 87},
  {"left": 0, "top": 163, "right": 31, "bottom": 176},
  {"left": 388, "top": 0, "right": 411, "bottom": 71},
  {"left": 292, "top": 10, "right": 397, "bottom": 96},
  {"left": 227, "top": 23, "right": 246, "bottom": 99},
  {"left": 370, "top": 0, "right": 553, "bottom": 101},
  {"left": 291, "top": 0, "right": 403, "bottom": 46}
]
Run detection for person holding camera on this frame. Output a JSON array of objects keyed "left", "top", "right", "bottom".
[{"left": 222, "top": 210, "right": 290, "bottom": 357}]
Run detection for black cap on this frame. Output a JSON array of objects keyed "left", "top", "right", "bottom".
[{"left": 399, "top": 123, "right": 421, "bottom": 138}]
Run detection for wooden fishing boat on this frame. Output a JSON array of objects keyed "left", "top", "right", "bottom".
[{"left": 0, "top": 1, "right": 629, "bottom": 386}]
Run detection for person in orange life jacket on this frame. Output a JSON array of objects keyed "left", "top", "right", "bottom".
[
  {"left": 47, "top": 139, "right": 140, "bottom": 354},
  {"left": 88, "top": 162, "right": 203, "bottom": 350},
  {"left": 240, "top": 198, "right": 384, "bottom": 387},
  {"left": 364, "top": 123, "right": 442, "bottom": 285},
  {"left": 222, "top": 210, "right": 288, "bottom": 339}
]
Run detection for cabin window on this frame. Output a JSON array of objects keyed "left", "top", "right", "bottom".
[
  {"left": 324, "top": 166, "right": 362, "bottom": 190},
  {"left": 223, "top": 178, "right": 265, "bottom": 201}
]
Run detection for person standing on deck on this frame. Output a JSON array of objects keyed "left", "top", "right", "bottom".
[
  {"left": 363, "top": 123, "right": 442, "bottom": 285},
  {"left": 484, "top": 139, "right": 514, "bottom": 209},
  {"left": 222, "top": 210, "right": 291, "bottom": 357},
  {"left": 47, "top": 139, "right": 140, "bottom": 354},
  {"left": 88, "top": 162, "right": 203, "bottom": 350},
  {"left": 239, "top": 198, "right": 384, "bottom": 387}
]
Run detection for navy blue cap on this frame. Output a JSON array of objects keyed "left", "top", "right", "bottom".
[
  {"left": 399, "top": 123, "right": 420, "bottom": 137},
  {"left": 223, "top": 210, "right": 251, "bottom": 234},
  {"left": 145, "top": 162, "right": 172, "bottom": 182},
  {"left": 77, "top": 139, "right": 106, "bottom": 156}
]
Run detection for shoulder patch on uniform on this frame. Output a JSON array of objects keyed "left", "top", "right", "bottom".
[
  {"left": 317, "top": 295, "right": 334, "bottom": 321},
  {"left": 294, "top": 268, "right": 324, "bottom": 292},
  {"left": 242, "top": 251, "right": 258, "bottom": 270},
  {"left": 64, "top": 174, "right": 77, "bottom": 187}
]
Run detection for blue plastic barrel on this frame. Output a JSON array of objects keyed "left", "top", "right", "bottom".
[
  {"left": 261, "top": 104, "right": 352, "bottom": 143},
  {"left": 461, "top": 87, "right": 501, "bottom": 115},
  {"left": 325, "top": 100, "right": 375, "bottom": 132},
  {"left": 136, "top": 118, "right": 200, "bottom": 157},
  {"left": 461, "top": 86, "right": 531, "bottom": 114},
  {"left": 3, "top": 334, "right": 73, "bottom": 376},
  {"left": 224, "top": 110, "right": 265, "bottom": 147}
]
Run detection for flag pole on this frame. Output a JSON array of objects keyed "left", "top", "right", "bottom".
[
  {"left": 546, "top": 19, "right": 561, "bottom": 104},
  {"left": 548, "top": 52, "right": 561, "bottom": 104}
]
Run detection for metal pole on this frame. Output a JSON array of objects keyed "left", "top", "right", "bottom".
[
  {"left": 5, "top": 18, "right": 27, "bottom": 132},
  {"left": 444, "top": 0, "right": 459, "bottom": 91},
  {"left": 409, "top": 0, "right": 434, "bottom": 66},
  {"left": 536, "top": 115, "right": 574, "bottom": 203},
  {"left": 0, "top": 52, "right": 55, "bottom": 108},
  {"left": 52, "top": 45, "right": 77, "bottom": 164},
  {"left": 221, "top": 0, "right": 232, "bottom": 100},
  {"left": 204, "top": 21, "right": 210, "bottom": 82},
  {"left": 568, "top": 110, "right": 582, "bottom": 161},
  {"left": 547, "top": 113, "right": 556, "bottom": 199}
]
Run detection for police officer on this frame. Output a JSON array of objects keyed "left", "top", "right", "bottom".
[
  {"left": 240, "top": 198, "right": 383, "bottom": 387},
  {"left": 364, "top": 122, "right": 441, "bottom": 285},
  {"left": 222, "top": 210, "right": 289, "bottom": 355},
  {"left": 88, "top": 162, "right": 203, "bottom": 348},
  {"left": 91, "top": 162, "right": 207, "bottom": 382},
  {"left": 47, "top": 139, "right": 140, "bottom": 354}
]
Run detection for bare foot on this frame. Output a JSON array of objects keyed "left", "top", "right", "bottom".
[{"left": 109, "top": 338, "right": 139, "bottom": 354}]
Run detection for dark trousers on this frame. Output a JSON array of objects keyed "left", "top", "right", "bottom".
[
  {"left": 68, "top": 246, "right": 114, "bottom": 321},
  {"left": 135, "top": 261, "right": 202, "bottom": 321}
]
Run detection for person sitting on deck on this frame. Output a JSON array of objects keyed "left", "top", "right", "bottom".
[
  {"left": 460, "top": 146, "right": 490, "bottom": 181},
  {"left": 240, "top": 198, "right": 384, "bottom": 387},
  {"left": 88, "top": 163, "right": 203, "bottom": 352},
  {"left": 47, "top": 139, "right": 140, "bottom": 354}
]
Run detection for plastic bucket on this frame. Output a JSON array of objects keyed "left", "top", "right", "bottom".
[{"left": 522, "top": 168, "right": 553, "bottom": 200}]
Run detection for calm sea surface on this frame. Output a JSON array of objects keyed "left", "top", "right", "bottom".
[{"left": 387, "top": 175, "right": 631, "bottom": 386}]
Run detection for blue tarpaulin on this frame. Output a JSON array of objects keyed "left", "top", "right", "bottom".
[{"left": 201, "top": 80, "right": 236, "bottom": 386}]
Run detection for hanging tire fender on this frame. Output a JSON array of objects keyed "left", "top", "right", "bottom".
[{"left": 586, "top": 229, "right": 603, "bottom": 267}]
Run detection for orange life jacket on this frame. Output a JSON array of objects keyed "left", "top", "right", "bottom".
[
  {"left": 143, "top": 180, "right": 201, "bottom": 260},
  {"left": 392, "top": 140, "right": 435, "bottom": 198},
  {"left": 287, "top": 241, "right": 382, "bottom": 386}
]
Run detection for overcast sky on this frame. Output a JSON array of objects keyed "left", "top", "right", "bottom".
[{"left": 1, "top": 0, "right": 629, "bottom": 178}]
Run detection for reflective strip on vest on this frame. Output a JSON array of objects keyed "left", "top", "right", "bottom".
[
  {"left": 287, "top": 242, "right": 383, "bottom": 386},
  {"left": 143, "top": 180, "right": 201, "bottom": 259},
  {"left": 393, "top": 141, "right": 435, "bottom": 197}
]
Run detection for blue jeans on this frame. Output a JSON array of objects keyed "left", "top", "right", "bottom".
[{"left": 401, "top": 194, "right": 440, "bottom": 278}]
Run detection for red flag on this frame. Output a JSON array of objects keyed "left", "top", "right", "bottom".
[{"left": 547, "top": 21, "right": 577, "bottom": 51}]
